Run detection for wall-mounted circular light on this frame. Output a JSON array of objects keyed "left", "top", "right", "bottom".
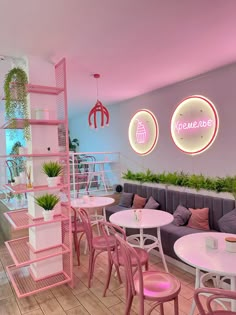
[
  {"left": 128, "top": 109, "right": 159, "bottom": 155},
  {"left": 171, "top": 95, "right": 219, "bottom": 155}
]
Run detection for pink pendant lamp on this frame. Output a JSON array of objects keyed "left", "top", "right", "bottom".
[{"left": 88, "top": 74, "right": 110, "bottom": 129}]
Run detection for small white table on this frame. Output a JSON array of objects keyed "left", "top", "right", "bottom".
[
  {"left": 110, "top": 209, "right": 173, "bottom": 272},
  {"left": 174, "top": 232, "right": 236, "bottom": 314},
  {"left": 71, "top": 196, "right": 115, "bottom": 231}
]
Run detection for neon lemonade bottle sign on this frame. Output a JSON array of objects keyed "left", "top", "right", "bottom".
[
  {"left": 171, "top": 96, "right": 219, "bottom": 155},
  {"left": 129, "top": 109, "right": 159, "bottom": 155}
]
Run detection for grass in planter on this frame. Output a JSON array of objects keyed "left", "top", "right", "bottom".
[
  {"left": 122, "top": 169, "right": 236, "bottom": 195},
  {"left": 35, "top": 193, "right": 60, "bottom": 210},
  {"left": 42, "top": 161, "right": 63, "bottom": 177}
]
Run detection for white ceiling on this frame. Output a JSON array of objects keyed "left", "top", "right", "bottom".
[{"left": 0, "top": 0, "right": 236, "bottom": 116}]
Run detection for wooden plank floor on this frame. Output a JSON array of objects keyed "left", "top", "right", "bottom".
[{"left": 0, "top": 237, "right": 223, "bottom": 315}]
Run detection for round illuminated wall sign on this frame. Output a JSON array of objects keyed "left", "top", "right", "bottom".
[
  {"left": 171, "top": 95, "right": 219, "bottom": 155},
  {"left": 128, "top": 109, "right": 159, "bottom": 155}
]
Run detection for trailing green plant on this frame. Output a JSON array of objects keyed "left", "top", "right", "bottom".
[
  {"left": 4, "top": 67, "right": 30, "bottom": 140},
  {"left": 42, "top": 161, "right": 63, "bottom": 177},
  {"left": 35, "top": 193, "right": 60, "bottom": 210},
  {"left": 122, "top": 169, "right": 236, "bottom": 196}
]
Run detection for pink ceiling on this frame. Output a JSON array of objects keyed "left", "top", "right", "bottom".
[{"left": 0, "top": 0, "right": 236, "bottom": 115}]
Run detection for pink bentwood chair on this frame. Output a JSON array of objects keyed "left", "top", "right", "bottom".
[
  {"left": 99, "top": 221, "right": 149, "bottom": 297},
  {"left": 70, "top": 206, "right": 86, "bottom": 266},
  {"left": 115, "top": 233, "right": 181, "bottom": 315},
  {"left": 77, "top": 208, "right": 116, "bottom": 287},
  {"left": 194, "top": 287, "right": 236, "bottom": 315}
]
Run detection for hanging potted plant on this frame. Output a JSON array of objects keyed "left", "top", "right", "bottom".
[
  {"left": 4, "top": 67, "right": 30, "bottom": 140},
  {"left": 42, "top": 161, "right": 63, "bottom": 187},
  {"left": 35, "top": 193, "right": 60, "bottom": 221}
]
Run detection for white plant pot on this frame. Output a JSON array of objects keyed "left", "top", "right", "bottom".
[
  {"left": 47, "top": 176, "right": 60, "bottom": 187},
  {"left": 14, "top": 176, "right": 21, "bottom": 185},
  {"left": 42, "top": 210, "right": 55, "bottom": 221}
]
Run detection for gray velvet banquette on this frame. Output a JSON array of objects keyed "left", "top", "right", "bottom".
[{"left": 105, "top": 183, "right": 235, "bottom": 260}]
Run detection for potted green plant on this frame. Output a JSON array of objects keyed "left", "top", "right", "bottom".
[
  {"left": 35, "top": 193, "right": 60, "bottom": 221},
  {"left": 69, "top": 133, "right": 79, "bottom": 152},
  {"left": 4, "top": 67, "right": 30, "bottom": 140},
  {"left": 42, "top": 161, "right": 63, "bottom": 187}
]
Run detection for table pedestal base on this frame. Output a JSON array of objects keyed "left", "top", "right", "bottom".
[{"left": 126, "top": 228, "right": 168, "bottom": 272}]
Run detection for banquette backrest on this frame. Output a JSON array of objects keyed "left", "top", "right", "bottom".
[{"left": 123, "top": 183, "right": 235, "bottom": 231}]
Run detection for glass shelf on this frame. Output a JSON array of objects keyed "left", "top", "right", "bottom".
[
  {"left": 4, "top": 209, "right": 68, "bottom": 230},
  {"left": 5, "top": 236, "right": 70, "bottom": 267},
  {"left": 1, "top": 118, "right": 65, "bottom": 129},
  {"left": 3, "top": 183, "right": 67, "bottom": 194},
  {"left": 7, "top": 264, "right": 71, "bottom": 298},
  {"left": 0, "top": 153, "right": 67, "bottom": 158}
]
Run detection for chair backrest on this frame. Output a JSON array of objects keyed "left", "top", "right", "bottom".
[
  {"left": 194, "top": 287, "right": 236, "bottom": 314},
  {"left": 6, "top": 159, "right": 18, "bottom": 181},
  {"left": 114, "top": 233, "right": 144, "bottom": 306},
  {"left": 99, "top": 221, "right": 126, "bottom": 263},
  {"left": 77, "top": 208, "right": 93, "bottom": 251}
]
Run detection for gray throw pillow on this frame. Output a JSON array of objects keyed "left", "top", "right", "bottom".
[
  {"left": 218, "top": 209, "right": 236, "bottom": 233},
  {"left": 173, "top": 205, "right": 191, "bottom": 226},
  {"left": 144, "top": 196, "right": 160, "bottom": 209},
  {"left": 118, "top": 192, "right": 134, "bottom": 208}
]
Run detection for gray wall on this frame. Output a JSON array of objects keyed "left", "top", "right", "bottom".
[{"left": 69, "top": 63, "right": 236, "bottom": 177}]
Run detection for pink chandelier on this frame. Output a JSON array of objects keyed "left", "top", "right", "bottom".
[{"left": 88, "top": 74, "right": 110, "bottom": 129}]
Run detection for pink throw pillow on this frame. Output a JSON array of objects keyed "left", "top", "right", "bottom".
[
  {"left": 187, "top": 208, "right": 210, "bottom": 230},
  {"left": 132, "top": 194, "right": 147, "bottom": 209}
]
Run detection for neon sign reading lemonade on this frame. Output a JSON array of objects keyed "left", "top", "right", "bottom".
[
  {"left": 171, "top": 96, "right": 219, "bottom": 155},
  {"left": 175, "top": 119, "right": 213, "bottom": 133}
]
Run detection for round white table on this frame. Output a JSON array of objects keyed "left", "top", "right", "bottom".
[
  {"left": 71, "top": 196, "right": 115, "bottom": 233},
  {"left": 110, "top": 209, "right": 173, "bottom": 272},
  {"left": 174, "top": 232, "right": 236, "bottom": 314}
]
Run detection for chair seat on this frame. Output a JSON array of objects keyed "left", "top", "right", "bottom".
[
  {"left": 134, "top": 271, "right": 181, "bottom": 301},
  {"left": 112, "top": 247, "right": 148, "bottom": 266},
  {"left": 93, "top": 235, "right": 116, "bottom": 249}
]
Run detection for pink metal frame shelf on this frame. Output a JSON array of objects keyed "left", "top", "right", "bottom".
[
  {"left": 5, "top": 236, "right": 70, "bottom": 267},
  {"left": 2, "top": 58, "right": 73, "bottom": 298},
  {"left": 1, "top": 118, "right": 65, "bottom": 129},
  {"left": 6, "top": 264, "right": 71, "bottom": 298},
  {"left": 4, "top": 209, "right": 68, "bottom": 230},
  {"left": 3, "top": 183, "right": 67, "bottom": 194}
]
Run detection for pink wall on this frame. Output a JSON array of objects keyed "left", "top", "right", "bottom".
[{"left": 70, "top": 62, "right": 236, "bottom": 177}]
